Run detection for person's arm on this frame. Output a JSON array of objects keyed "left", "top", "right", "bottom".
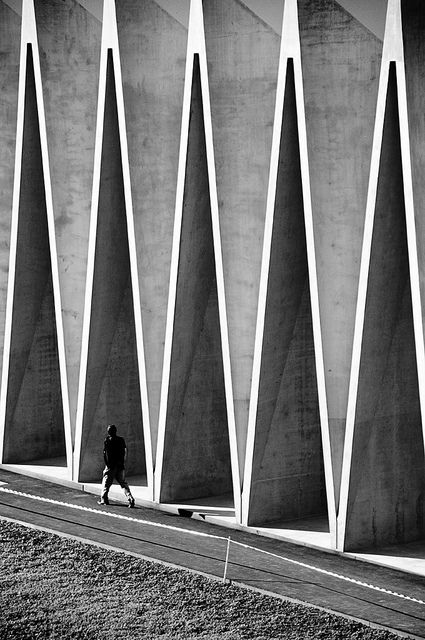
[{"left": 103, "top": 439, "right": 108, "bottom": 466}]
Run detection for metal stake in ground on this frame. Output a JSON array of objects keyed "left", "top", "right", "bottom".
[{"left": 223, "top": 536, "right": 231, "bottom": 583}]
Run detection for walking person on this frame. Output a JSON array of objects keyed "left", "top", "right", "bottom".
[{"left": 98, "top": 424, "right": 135, "bottom": 508}]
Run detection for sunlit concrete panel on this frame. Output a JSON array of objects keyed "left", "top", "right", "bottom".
[
  {"left": 402, "top": 0, "right": 425, "bottom": 352},
  {"left": 298, "top": 0, "right": 383, "bottom": 503},
  {"left": 247, "top": 61, "right": 326, "bottom": 526},
  {"left": 78, "top": 52, "right": 145, "bottom": 483},
  {"left": 0, "top": 2, "right": 20, "bottom": 387},
  {"left": 344, "top": 66, "right": 425, "bottom": 551},
  {"left": 115, "top": 0, "right": 187, "bottom": 450},
  {"left": 203, "top": 0, "right": 281, "bottom": 477},
  {"left": 33, "top": 0, "right": 101, "bottom": 437},
  {"left": 159, "top": 56, "right": 232, "bottom": 503},
  {"left": 3, "top": 46, "right": 66, "bottom": 464}
]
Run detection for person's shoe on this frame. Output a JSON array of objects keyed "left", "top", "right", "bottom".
[
  {"left": 128, "top": 497, "right": 135, "bottom": 508},
  {"left": 97, "top": 497, "right": 109, "bottom": 505}
]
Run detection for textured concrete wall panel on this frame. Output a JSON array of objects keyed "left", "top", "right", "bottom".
[
  {"left": 402, "top": 0, "right": 425, "bottom": 354},
  {"left": 0, "top": 2, "right": 20, "bottom": 386},
  {"left": 298, "top": 0, "right": 383, "bottom": 502},
  {"left": 344, "top": 67, "right": 425, "bottom": 550},
  {"left": 203, "top": 0, "right": 280, "bottom": 471},
  {"left": 34, "top": 0, "right": 101, "bottom": 436},
  {"left": 115, "top": 0, "right": 187, "bottom": 451}
]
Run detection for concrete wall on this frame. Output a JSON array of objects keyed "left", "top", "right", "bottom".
[
  {"left": 78, "top": 52, "right": 145, "bottom": 482},
  {"left": 115, "top": 0, "right": 187, "bottom": 456},
  {"left": 247, "top": 61, "right": 326, "bottom": 526},
  {"left": 203, "top": 0, "right": 281, "bottom": 476},
  {"left": 344, "top": 66, "right": 425, "bottom": 550},
  {"left": 298, "top": 0, "right": 382, "bottom": 503},
  {"left": 0, "top": 0, "right": 424, "bottom": 554},
  {"left": 159, "top": 56, "right": 232, "bottom": 503},
  {"left": 402, "top": 1, "right": 425, "bottom": 357},
  {"left": 3, "top": 45, "right": 65, "bottom": 463},
  {"left": 34, "top": 0, "right": 101, "bottom": 439},
  {"left": 0, "top": 2, "right": 20, "bottom": 389}
]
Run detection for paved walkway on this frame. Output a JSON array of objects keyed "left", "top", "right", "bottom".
[{"left": 0, "top": 468, "right": 424, "bottom": 639}]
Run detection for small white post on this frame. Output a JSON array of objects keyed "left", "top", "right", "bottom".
[{"left": 223, "top": 536, "right": 231, "bottom": 583}]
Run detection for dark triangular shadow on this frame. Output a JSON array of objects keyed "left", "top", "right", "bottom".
[
  {"left": 78, "top": 49, "right": 146, "bottom": 483},
  {"left": 344, "top": 63, "right": 425, "bottom": 551},
  {"left": 247, "top": 60, "right": 327, "bottom": 527},
  {"left": 3, "top": 45, "right": 66, "bottom": 464},
  {"left": 159, "top": 54, "right": 233, "bottom": 503}
]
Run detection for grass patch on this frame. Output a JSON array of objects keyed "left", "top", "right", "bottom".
[{"left": 0, "top": 520, "right": 399, "bottom": 639}]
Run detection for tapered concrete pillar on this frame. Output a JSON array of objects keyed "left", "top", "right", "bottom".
[
  {"left": 155, "top": 0, "right": 238, "bottom": 511},
  {"left": 2, "top": 44, "right": 66, "bottom": 464},
  {"left": 156, "top": 54, "right": 232, "bottom": 504},
  {"left": 340, "top": 65, "right": 425, "bottom": 550},
  {"left": 76, "top": 50, "right": 146, "bottom": 483},
  {"left": 244, "top": 60, "right": 326, "bottom": 526}
]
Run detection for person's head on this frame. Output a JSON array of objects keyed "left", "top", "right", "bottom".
[{"left": 107, "top": 424, "right": 117, "bottom": 437}]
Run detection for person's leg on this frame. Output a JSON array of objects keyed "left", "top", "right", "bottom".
[
  {"left": 98, "top": 467, "right": 114, "bottom": 504},
  {"left": 115, "top": 468, "right": 135, "bottom": 507}
]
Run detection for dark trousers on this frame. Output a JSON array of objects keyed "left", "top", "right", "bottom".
[{"left": 101, "top": 466, "right": 133, "bottom": 500}]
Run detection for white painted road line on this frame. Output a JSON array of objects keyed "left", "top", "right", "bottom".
[{"left": 1, "top": 486, "right": 423, "bottom": 607}]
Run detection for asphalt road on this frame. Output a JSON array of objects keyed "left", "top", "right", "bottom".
[{"left": 0, "top": 468, "right": 424, "bottom": 639}]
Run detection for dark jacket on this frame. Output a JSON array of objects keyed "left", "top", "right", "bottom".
[{"left": 103, "top": 435, "right": 126, "bottom": 469}]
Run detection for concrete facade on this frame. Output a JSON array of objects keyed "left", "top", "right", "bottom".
[{"left": 0, "top": 0, "right": 425, "bottom": 558}]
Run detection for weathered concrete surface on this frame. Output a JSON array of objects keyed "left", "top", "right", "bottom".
[
  {"left": 3, "top": 46, "right": 66, "bottom": 464},
  {"left": 0, "top": 2, "right": 20, "bottom": 397},
  {"left": 247, "top": 62, "right": 326, "bottom": 526},
  {"left": 78, "top": 53, "right": 145, "bottom": 483},
  {"left": 159, "top": 57, "right": 232, "bottom": 503},
  {"left": 402, "top": 0, "right": 425, "bottom": 367},
  {"left": 344, "top": 67, "right": 425, "bottom": 551},
  {"left": 115, "top": 0, "right": 187, "bottom": 457},
  {"left": 203, "top": 0, "right": 280, "bottom": 479},
  {"left": 298, "top": 0, "right": 383, "bottom": 504},
  {"left": 34, "top": 0, "right": 101, "bottom": 441}
]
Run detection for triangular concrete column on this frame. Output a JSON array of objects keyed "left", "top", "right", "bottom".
[
  {"left": 155, "top": 0, "right": 240, "bottom": 520},
  {"left": 73, "top": 0, "right": 152, "bottom": 497},
  {"left": 0, "top": 0, "right": 72, "bottom": 477},
  {"left": 338, "top": 0, "right": 425, "bottom": 552}
]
